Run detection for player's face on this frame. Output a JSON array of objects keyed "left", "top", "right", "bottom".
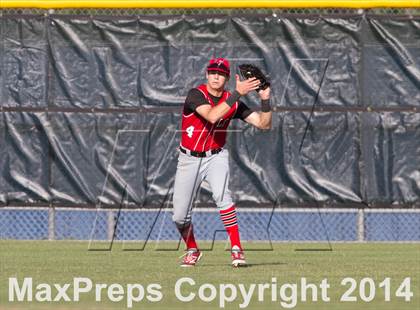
[{"left": 207, "top": 71, "right": 228, "bottom": 91}]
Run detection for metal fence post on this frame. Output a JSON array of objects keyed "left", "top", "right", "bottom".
[
  {"left": 107, "top": 210, "right": 115, "bottom": 241},
  {"left": 48, "top": 205, "right": 55, "bottom": 241},
  {"left": 357, "top": 208, "right": 365, "bottom": 242}
]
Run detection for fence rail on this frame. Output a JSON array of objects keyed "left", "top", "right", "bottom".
[{"left": 1, "top": 0, "right": 419, "bottom": 9}]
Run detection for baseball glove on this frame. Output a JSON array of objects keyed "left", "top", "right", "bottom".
[{"left": 238, "top": 64, "right": 270, "bottom": 91}]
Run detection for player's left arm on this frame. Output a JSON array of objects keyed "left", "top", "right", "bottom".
[{"left": 243, "top": 87, "right": 272, "bottom": 130}]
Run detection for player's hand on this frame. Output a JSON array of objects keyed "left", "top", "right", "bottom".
[
  {"left": 258, "top": 86, "right": 270, "bottom": 100},
  {"left": 235, "top": 74, "right": 261, "bottom": 96}
]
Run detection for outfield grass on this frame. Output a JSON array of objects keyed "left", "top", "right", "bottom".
[{"left": 0, "top": 241, "right": 419, "bottom": 310}]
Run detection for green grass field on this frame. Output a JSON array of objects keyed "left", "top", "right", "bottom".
[{"left": 0, "top": 241, "right": 419, "bottom": 310}]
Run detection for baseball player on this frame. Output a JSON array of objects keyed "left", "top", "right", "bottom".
[{"left": 173, "top": 58, "right": 272, "bottom": 267}]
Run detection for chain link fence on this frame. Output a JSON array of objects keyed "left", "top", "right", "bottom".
[{"left": 1, "top": 207, "right": 419, "bottom": 242}]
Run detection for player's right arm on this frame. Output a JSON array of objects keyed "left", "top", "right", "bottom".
[{"left": 196, "top": 75, "right": 260, "bottom": 124}]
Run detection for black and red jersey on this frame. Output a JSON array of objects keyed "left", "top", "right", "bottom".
[{"left": 180, "top": 84, "right": 252, "bottom": 152}]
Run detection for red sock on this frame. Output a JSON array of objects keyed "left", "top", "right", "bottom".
[
  {"left": 219, "top": 205, "right": 242, "bottom": 249},
  {"left": 177, "top": 223, "right": 198, "bottom": 250}
]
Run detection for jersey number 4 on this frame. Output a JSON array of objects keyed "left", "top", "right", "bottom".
[{"left": 186, "top": 126, "right": 194, "bottom": 138}]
